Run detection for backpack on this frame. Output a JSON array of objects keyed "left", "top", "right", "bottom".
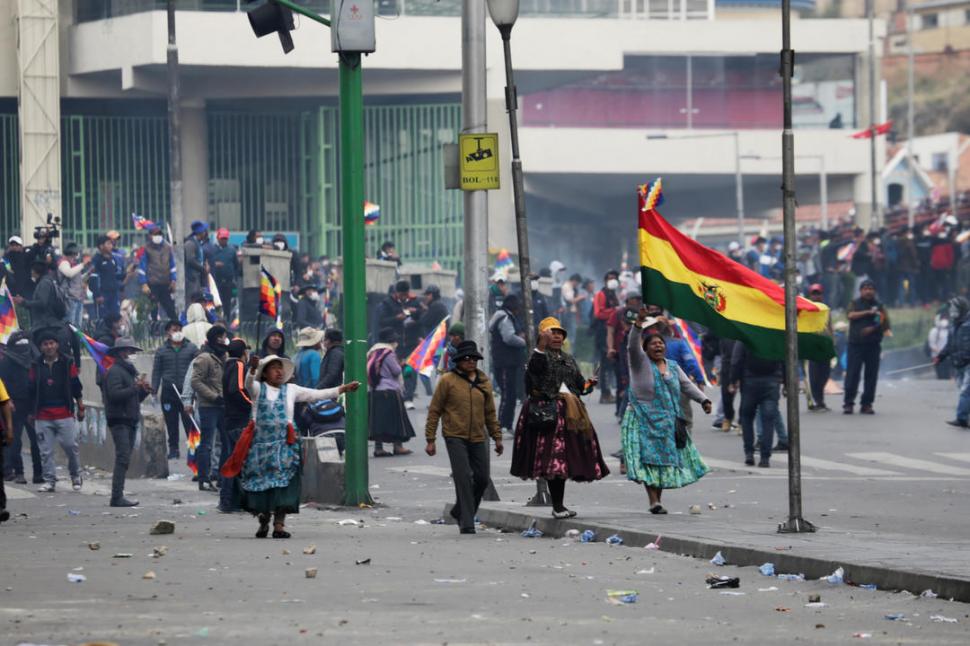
[
  {"left": 301, "top": 399, "right": 345, "bottom": 426},
  {"left": 45, "top": 275, "right": 67, "bottom": 319}
]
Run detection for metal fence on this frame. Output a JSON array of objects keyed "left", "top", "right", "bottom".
[
  {"left": 61, "top": 114, "right": 171, "bottom": 250},
  {"left": 0, "top": 114, "right": 19, "bottom": 240}
]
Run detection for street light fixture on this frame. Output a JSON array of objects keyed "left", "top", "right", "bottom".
[{"left": 247, "top": 0, "right": 295, "bottom": 53}]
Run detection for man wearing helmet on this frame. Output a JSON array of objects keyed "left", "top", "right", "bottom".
[{"left": 936, "top": 297, "right": 970, "bottom": 428}]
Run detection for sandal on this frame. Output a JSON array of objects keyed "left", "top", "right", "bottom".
[
  {"left": 373, "top": 450, "right": 393, "bottom": 458},
  {"left": 272, "top": 528, "right": 291, "bottom": 539},
  {"left": 255, "top": 514, "right": 270, "bottom": 538},
  {"left": 552, "top": 509, "right": 572, "bottom": 519},
  {"left": 649, "top": 504, "right": 668, "bottom": 515}
]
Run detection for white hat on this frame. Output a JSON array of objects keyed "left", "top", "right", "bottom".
[
  {"left": 728, "top": 241, "right": 741, "bottom": 251},
  {"left": 255, "top": 354, "right": 295, "bottom": 384},
  {"left": 8, "top": 236, "right": 23, "bottom": 245},
  {"left": 296, "top": 327, "right": 325, "bottom": 348}
]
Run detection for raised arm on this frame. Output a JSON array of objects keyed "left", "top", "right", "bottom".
[{"left": 291, "top": 384, "right": 341, "bottom": 403}]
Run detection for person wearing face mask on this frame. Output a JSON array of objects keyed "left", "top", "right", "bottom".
[
  {"left": 138, "top": 225, "right": 177, "bottom": 321},
  {"left": 210, "top": 229, "right": 239, "bottom": 316},
  {"left": 294, "top": 285, "right": 324, "bottom": 330},
  {"left": 529, "top": 273, "right": 551, "bottom": 335},
  {"left": 1, "top": 332, "right": 43, "bottom": 485},
  {"left": 2, "top": 236, "right": 33, "bottom": 299},
  {"left": 191, "top": 326, "right": 229, "bottom": 491},
  {"left": 184, "top": 221, "right": 210, "bottom": 300},
  {"left": 152, "top": 321, "right": 199, "bottom": 459},
  {"left": 102, "top": 337, "right": 152, "bottom": 507},
  {"left": 257, "top": 328, "right": 289, "bottom": 360},
  {"left": 592, "top": 270, "right": 621, "bottom": 404}
]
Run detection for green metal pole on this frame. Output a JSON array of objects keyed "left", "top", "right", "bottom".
[{"left": 339, "top": 52, "right": 373, "bottom": 507}]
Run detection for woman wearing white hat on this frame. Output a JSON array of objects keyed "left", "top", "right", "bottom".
[{"left": 222, "top": 354, "right": 360, "bottom": 538}]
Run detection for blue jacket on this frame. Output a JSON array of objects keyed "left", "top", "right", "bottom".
[{"left": 665, "top": 337, "right": 704, "bottom": 385}]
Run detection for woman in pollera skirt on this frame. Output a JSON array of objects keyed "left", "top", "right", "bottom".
[
  {"left": 367, "top": 328, "right": 415, "bottom": 457},
  {"left": 510, "top": 317, "right": 609, "bottom": 518}
]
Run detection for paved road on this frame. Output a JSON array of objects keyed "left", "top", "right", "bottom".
[{"left": 3, "top": 375, "right": 969, "bottom": 644}]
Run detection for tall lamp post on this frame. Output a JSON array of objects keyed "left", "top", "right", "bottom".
[{"left": 487, "top": 0, "right": 548, "bottom": 506}]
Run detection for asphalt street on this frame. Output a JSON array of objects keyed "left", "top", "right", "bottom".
[{"left": 2, "top": 375, "right": 969, "bottom": 645}]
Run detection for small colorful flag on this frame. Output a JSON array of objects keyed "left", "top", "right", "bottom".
[
  {"left": 0, "top": 279, "right": 19, "bottom": 343},
  {"left": 364, "top": 201, "right": 380, "bottom": 226},
  {"left": 494, "top": 249, "right": 513, "bottom": 277},
  {"left": 171, "top": 384, "right": 202, "bottom": 475},
  {"left": 850, "top": 120, "right": 893, "bottom": 139},
  {"left": 259, "top": 266, "right": 282, "bottom": 326},
  {"left": 671, "top": 317, "right": 712, "bottom": 386},
  {"left": 132, "top": 213, "right": 156, "bottom": 230},
  {"left": 639, "top": 178, "right": 665, "bottom": 211},
  {"left": 74, "top": 328, "right": 114, "bottom": 375},
  {"left": 406, "top": 316, "right": 450, "bottom": 377}
]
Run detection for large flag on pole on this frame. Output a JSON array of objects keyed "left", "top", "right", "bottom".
[
  {"left": 0, "top": 279, "right": 19, "bottom": 343},
  {"left": 637, "top": 179, "right": 834, "bottom": 361},
  {"left": 406, "top": 317, "right": 450, "bottom": 377},
  {"left": 259, "top": 266, "right": 282, "bottom": 327},
  {"left": 671, "top": 317, "right": 712, "bottom": 386}
]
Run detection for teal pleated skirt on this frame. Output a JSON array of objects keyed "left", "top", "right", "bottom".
[{"left": 621, "top": 413, "right": 709, "bottom": 489}]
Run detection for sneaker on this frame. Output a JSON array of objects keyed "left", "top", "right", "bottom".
[
  {"left": 552, "top": 509, "right": 573, "bottom": 519},
  {"left": 72, "top": 476, "right": 83, "bottom": 492},
  {"left": 0, "top": 510, "right": 9, "bottom": 523},
  {"left": 32, "top": 476, "right": 45, "bottom": 484},
  {"left": 815, "top": 405, "right": 830, "bottom": 413},
  {"left": 774, "top": 443, "right": 789, "bottom": 451},
  {"left": 733, "top": 424, "right": 742, "bottom": 435},
  {"left": 946, "top": 419, "right": 969, "bottom": 428},
  {"left": 14, "top": 474, "right": 27, "bottom": 485},
  {"left": 110, "top": 498, "right": 139, "bottom": 508},
  {"left": 843, "top": 405, "right": 854, "bottom": 415},
  {"left": 459, "top": 527, "right": 476, "bottom": 534},
  {"left": 167, "top": 450, "right": 180, "bottom": 460},
  {"left": 758, "top": 457, "right": 770, "bottom": 468},
  {"left": 37, "top": 482, "right": 55, "bottom": 493},
  {"left": 711, "top": 419, "right": 724, "bottom": 430},
  {"left": 860, "top": 405, "right": 874, "bottom": 415},
  {"left": 649, "top": 504, "right": 668, "bottom": 515},
  {"left": 744, "top": 455, "right": 755, "bottom": 466},
  {"left": 404, "top": 401, "right": 416, "bottom": 411}
]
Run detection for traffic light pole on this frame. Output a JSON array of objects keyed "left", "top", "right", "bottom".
[
  {"left": 258, "top": 0, "right": 371, "bottom": 506},
  {"left": 339, "top": 52, "right": 373, "bottom": 507}
]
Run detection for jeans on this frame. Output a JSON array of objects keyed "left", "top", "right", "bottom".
[
  {"left": 66, "top": 299, "right": 84, "bottom": 329},
  {"left": 956, "top": 367, "right": 970, "bottom": 424},
  {"left": 896, "top": 271, "right": 918, "bottom": 307},
  {"left": 35, "top": 417, "right": 81, "bottom": 484},
  {"left": 808, "top": 359, "right": 832, "bottom": 408},
  {"left": 756, "top": 405, "right": 788, "bottom": 445},
  {"left": 844, "top": 343, "right": 881, "bottom": 408},
  {"left": 160, "top": 389, "right": 184, "bottom": 456},
  {"left": 3, "top": 400, "right": 41, "bottom": 480},
  {"left": 197, "top": 407, "right": 223, "bottom": 483},
  {"left": 109, "top": 423, "right": 136, "bottom": 502},
  {"left": 219, "top": 424, "right": 245, "bottom": 511},
  {"left": 444, "top": 437, "right": 489, "bottom": 531},
  {"left": 494, "top": 364, "right": 523, "bottom": 430},
  {"left": 739, "top": 377, "right": 780, "bottom": 459}
]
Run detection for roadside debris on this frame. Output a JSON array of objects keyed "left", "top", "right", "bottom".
[
  {"left": 88, "top": 542, "right": 101, "bottom": 551},
  {"left": 338, "top": 519, "right": 362, "bottom": 527},
  {"left": 303, "top": 545, "right": 317, "bottom": 555},
  {"left": 606, "top": 590, "right": 638, "bottom": 605},
  {"left": 689, "top": 505, "right": 702, "bottom": 515},
  {"left": 777, "top": 573, "right": 806, "bottom": 582},
  {"left": 808, "top": 594, "right": 821, "bottom": 603},
  {"left": 67, "top": 573, "right": 87, "bottom": 583},
  {"left": 644, "top": 537, "right": 662, "bottom": 550},
  {"left": 824, "top": 567, "right": 845, "bottom": 585},
  {"left": 521, "top": 526, "right": 543, "bottom": 538},
  {"left": 112, "top": 553, "right": 133, "bottom": 559},
  {"left": 565, "top": 529, "right": 580, "bottom": 540},
  {"left": 858, "top": 584, "right": 877, "bottom": 591},
  {"left": 605, "top": 534, "right": 623, "bottom": 545},
  {"left": 710, "top": 551, "right": 726, "bottom": 566},
  {"left": 150, "top": 520, "right": 175, "bottom": 535},
  {"left": 706, "top": 575, "right": 740, "bottom": 589},
  {"left": 852, "top": 632, "right": 872, "bottom": 639},
  {"left": 305, "top": 568, "right": 318, "bottom": 579},
  {"left": 920, "top": 589, "right": 938, "bottom": 599},
  {"left": 930, "top": 615, "right": 958, "bottom": 623},
  {"left": 355, "top": 558, "right": 371, "bottom": 566},
  {"left": 143, "top": 571, "right": 157, "bottom": 580},
  {"left": 759, "top": 563, "right": 775, "bottom": 576},
  {"left": 580, "top": 530, "right": 596, "bottom": 543}
]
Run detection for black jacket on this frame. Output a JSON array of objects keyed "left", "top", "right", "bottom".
[
  {"left": 848, "top": 297, "right": 887, "bottom": 345},
  {"left": 103, "top": 359, "right": 149, "bottom": 426},
  {"left": 0, "top": 333, "right": 36, "bottom": 401},
  {"left": 419, "top": 299, "right": 449, "bottom": 336},
  {"left": 29, "top": 353, "right": 82, "bottom": 416},
  {"left": 294, "top": 298, "right": 324, "bottom": 329},
  {"left": 939, "top": 318, "right": 970, "bottom": 370},
  {"left": 730, "top": 342, "right": 783, "bottom": 383},
  {"left": 151, "top": 340, "right": 199, "bottom": 400},
  {"left": 375, "top": 295, "right": 405, "bottom": 340},
  {"left": 318, "top": 344, "right": 345, "bottom": 389},
  {"left": 24, "top": 274, "right": 62, "bottom": 330},
  {"left": 223, "top": 357, "right": 253, "bottom": 428}
]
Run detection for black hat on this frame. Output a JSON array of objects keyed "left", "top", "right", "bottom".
[
  {"left": 394, "top": 280, "right": 410, "bottom": 294},
  {"left": 206, "top": 325, "right": 228, "bottom": 346},
  {"left": 35, "top": 327, "right": 60, "bottom": 344},
  {"left": 228, "top": 338, "right": 249, "bottom": 358},
  {"left": 107, "top": 336, "right": 143, "bottom": 354},
  {"left": 423, "top": 284, "right": 440, "bottom": 298},
  {"left": 378, "top": 327, "right": 399, "bottom": 344},
  {"left": 453, "top": 340, "right": 483, "bottom": 362},
  {"left": 860, "top": 279, "right": 876, "bottom": 290}
]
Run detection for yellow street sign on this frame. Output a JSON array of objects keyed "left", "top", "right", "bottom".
[{"left": 459, "top": 133, "right": 500, "bottom": 191}]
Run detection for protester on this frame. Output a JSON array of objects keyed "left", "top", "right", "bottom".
[
  {"left": 23, "top": 260, "right": 65, "bottom": 339},
  {"left": 210, "top": 228, "right": 239, "bottom": 316},
  {"left": 90, "top": 234, "right": 125, "bottom": 319},
  {"left": 487, "top": 274, "right": 509, "bottom": 315},
  {"left": 621, "top": 315, "right": 711, "bottom": 514},
  {"left": 151, "top": 321, "right": 199, "bottom": 459},
  {"left": 529, "top": 273, "right": 551, "bottom": 332},
  {"left": 560, "top": 273, "right": 585, "bottom": 339},
  {"left": 102, "top": 337, "right": 151, "bottom": 507},
  {"left": 377, "top": 240, "right": 402, "bottom": 267},
  {"left": 731, "top": 340, "right": 784, "bottom": 467},
  {"left": 57, "top": 243, "right": 89, "bottom": 328},
  {"left": 807, "top": 283, "right": 833, "bottom": 412},
  {"left": 137, "top": 225, "right": 177, "bottom": 321},
  {"left": 607, "top": 292, "right": 642, "bottom": 418},
  {"left": 192, "top": 326, "right": 229, "bottom": 491},
  {"left": 93, "top": 312, "right": 123, "bottom": 347},
  {"left": 488, "top": 294, "right": 527, "bottom": 435},
  {"left": 714, "top": 337, "right": 738, "bottom": 432},
  {"left": 293, "top": 285, "right": 324, "bottom": 329},
  {"left": 425, "top": 340, "right": 503, "bottom": 535},
  {"left": 418, "top": 284, "right": 449, "bottom": 334},
  {"left": 927, "top": 312, "right": 953, "bottom": 380},
  {"left": 592, "top": 270, "right": 620, "bottom": 404},
  {"left": 0, "top": 378, "right": 13, "bottom": 523},
  {"left": 2, "top": 235, "right": 32, "bottom": 298},
  {"left": 438, "top": 323, "right": 464, "bottom": 373},
  {"left": 843, "top": 279, "right": 890, "bottom": 415},
  {"left": 367, "top": 328, "right": 415, "bottom": 457},
  {"left": 936, "top": 297, "right": 970, "bottom": 428},
  {"left": 30, "top": 330, "right": 84, "bottom": 493},
  {"left": 221, "top": 354, "right": 359, "bottom": 538},
  {"left": 294, "top": 327, "right": 325, "bottom": 388},
  {"left": 510, "top": 317, "right": 609, "bottom": 518},
  {"left": 219, "top": 338, "right": 251, "bottom": 513},
  {"left": 1, "top": 332, "right": 41, "bottom": 484},
  {"left": 318, "top": 329, "right": 345, "bottom": 389},
  {"left": 257, "top": 328, "right": 288, "bottom": 360},
  {"left": 185, "top": 221, "right": 209, "bottom": 299}
]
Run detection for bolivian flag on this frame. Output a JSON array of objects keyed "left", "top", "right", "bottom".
[{"left": 638, "top": 179, "right": 834, "bottom": 361}]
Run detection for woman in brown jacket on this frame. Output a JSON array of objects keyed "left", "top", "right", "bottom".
[{"left": 425, "top": 340, "right": 503, "bottom": 534}]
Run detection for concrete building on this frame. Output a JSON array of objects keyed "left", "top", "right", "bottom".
[{"left": 1, "top": 0, "right": 883, "bottom": 274}]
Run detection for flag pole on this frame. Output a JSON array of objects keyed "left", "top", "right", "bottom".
[{"left": 778, "top": 0, "right": 816, "bottom": 534}]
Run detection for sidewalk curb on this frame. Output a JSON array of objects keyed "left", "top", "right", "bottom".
[{"left": 469, "top": 505, "right": 970, "bottom": 603}]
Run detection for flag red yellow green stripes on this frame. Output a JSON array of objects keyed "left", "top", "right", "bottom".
[{"left": 637, "top": 181, "right": 834, "bottom": 361}]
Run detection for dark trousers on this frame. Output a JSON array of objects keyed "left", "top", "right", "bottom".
[
  {"left": 149, "top": 283, "right": 177, "bottom": 321},
  {"left": 402, "top": 368, "right": 417, "bottom": 402},
  {"left": 215, "top": 280, "right": 234, "bottom": 317},
  {"left": 494, "top": 364, "right": 522, "bottom": 430},
  {"left": 739, "top": 377, "right": 780, "bottom": 459},
  {"left": 98, "top": 291, "right": 121, "bottom": 319},
  {"left": 110, "top": 423, "right": 137, "bottom": 503},
  {"left": 160, "top": 388, "right": 183, "bottom": 455},
  {"left": 445, "top": 437, "right": 489, "bottom": 531},
  {"left": 0, "top": 440, "right": 6, "bottom": 512},
  {"left": 720, "top": 382, "right": 736, "bottom": 423},
  {"left": 808, "top": 360, "right": 832, "bottom": 408},
  {"left": 3, "top": 401, "right": 41, "bottom": 480},
  {"left": 843, "top": 343, "right": 881, "bottom": 408},
  {"left": 197, "top": 406, "right": 224, "bottom": 483},
  {"left": 219, "top": 424, "right": 245, "bottom": 510}
]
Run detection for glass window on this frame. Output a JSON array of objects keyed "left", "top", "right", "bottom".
[{"left": 921, "top": 13, "right": 939, "bottom": 29}]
